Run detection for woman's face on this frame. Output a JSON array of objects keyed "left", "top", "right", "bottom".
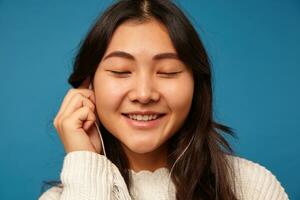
[{"left": 93, "top": 19, "right": 194, "bottom": 155}]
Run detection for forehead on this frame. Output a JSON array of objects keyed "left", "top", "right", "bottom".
[{"left": 103, "top": 19, "right": 177, "bottom": 59}]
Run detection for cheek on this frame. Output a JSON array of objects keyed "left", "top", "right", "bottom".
[
  {"left": 161, "top": 78, "right": 194, "bottom": 116},
  {"left": 159, "top": 78, "right": 194, "bottom": 137},
  {"left": 93, "top": 74, "right": 127, "bottom": 118}
]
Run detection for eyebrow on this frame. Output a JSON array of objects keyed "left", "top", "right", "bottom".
[{"left": 102, "top": 50, "right": 180, "bottom": 61}]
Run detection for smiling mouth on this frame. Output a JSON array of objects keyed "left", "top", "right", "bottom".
[
  {"left": 121, "top": 113, "right": 166, "bottom": 121},
  {"left": 121, "top": 113, "right": 166, "bottom": 129}
]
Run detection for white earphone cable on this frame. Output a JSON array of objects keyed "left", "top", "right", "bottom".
[
  {"left": 95, "top": 117, "right": 107, "bottom": 157},
  {"left": 167, "top": 134, "right": 195, "bottom": 197},
  {"left": 89, "top": 83, "right": 107, "bottom": 157}
]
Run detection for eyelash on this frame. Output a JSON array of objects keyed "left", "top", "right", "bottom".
[
  {"left": 110, "top": 71, "right": 130, "bottom": 75},
  {"left": 109, "top": 71, "right": 182, "bottom": 76}
]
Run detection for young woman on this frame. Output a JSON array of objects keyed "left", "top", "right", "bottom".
[{"left": 39, "top": 0, "right": 289, "bottom": 199}]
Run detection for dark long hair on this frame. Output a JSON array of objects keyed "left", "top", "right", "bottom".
[{"left": 42, "top": 0, "right": 238, "bottom": 199}]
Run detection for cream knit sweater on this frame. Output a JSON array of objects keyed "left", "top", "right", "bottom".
[{"left": 39, "top": 151, "right": 289, "bottom": 200}]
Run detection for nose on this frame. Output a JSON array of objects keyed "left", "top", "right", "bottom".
[{"left": 128, "top": 73, "right": 160, "bottom": 104}]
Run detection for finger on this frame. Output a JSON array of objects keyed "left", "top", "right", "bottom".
[
  {"left": 70, "top": 89, "right": 96, "bottom": 104},
  {"left": 59, "top": 106, "right": 97, "bottom": 154},
  {"left": 78, "top": 78, "right": 96, "bottom": 105},
  {"left": 80, "top": 108, "right": 96, "bottom": 132},
  {"left": 69, "top": 106, "right": 96, "bottom": 131},
  {"left": 61, "top": 93, "right": 96, "bottom": 119},
  {"left": 55, "top": 89, "right": 96, "bottom": 124}
]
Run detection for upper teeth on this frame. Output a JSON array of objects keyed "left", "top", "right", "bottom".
[{"left": 127, "top": 114, "right": 159, "bottom": 121}]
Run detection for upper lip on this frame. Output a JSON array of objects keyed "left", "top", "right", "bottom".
[{"left": 123, "top": 111, "right": 165, "bottom": 115}]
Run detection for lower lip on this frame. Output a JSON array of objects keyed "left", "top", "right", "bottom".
[{"left": 122, "top": 114, "right": 165, "bottom": 129}]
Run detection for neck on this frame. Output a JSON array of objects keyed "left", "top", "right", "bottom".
[{"left": 121, "top": 143, "right": 168, "bottom": 173}]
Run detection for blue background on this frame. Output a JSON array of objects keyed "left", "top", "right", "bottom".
[{"left": 0, "top": 0, "right": 299, "bottom": 199}]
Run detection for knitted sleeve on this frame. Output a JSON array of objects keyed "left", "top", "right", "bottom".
[
  {"left": 230, "top": 156, "right": 289, "bottom": 200},
  {"left": 38, "top": 151, "right": 132, "bottom": 200}
]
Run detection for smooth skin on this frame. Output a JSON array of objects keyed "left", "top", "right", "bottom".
[{"left": 54, "top": 19, "right": 194, "bottom": 172}]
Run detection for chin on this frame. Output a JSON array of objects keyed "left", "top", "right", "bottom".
[{"left": 122, "top": 141, "right": 159, "bottom": 154}]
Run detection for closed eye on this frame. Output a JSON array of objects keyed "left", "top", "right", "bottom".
[
  {"left": 107, "top": 70, "right": 183, "bottom": 77},
  {"left": 109, "top": 70, "right": 131, "bottom": 74},
  {"left": 158, "top": 71, "right": 183, "bottom": 77},
  {"left": 158, "top": 72, "right": 181, "bottom": 75}
]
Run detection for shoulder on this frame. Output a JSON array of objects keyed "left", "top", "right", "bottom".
[
  {"left": 38, "top": 184, "right": 63, "bottom": 200},
  {"left": 225, "top": 155, "right": 289, "bottom": 200}
]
